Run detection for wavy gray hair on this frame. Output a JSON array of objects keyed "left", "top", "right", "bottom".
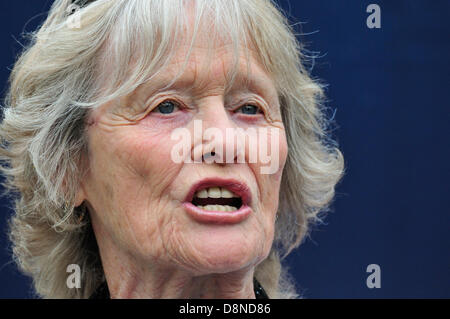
[{"left": 0, "top": 0, "right": 343, "bottom": 298}]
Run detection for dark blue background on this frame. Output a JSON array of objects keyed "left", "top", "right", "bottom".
[{"left": 0, "top": 0, "right": 448, "bottom": 298}]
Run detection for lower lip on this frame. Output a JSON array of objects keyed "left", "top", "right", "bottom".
[{"left": 183, "top": 203, "right": 252, "bottom": 224}]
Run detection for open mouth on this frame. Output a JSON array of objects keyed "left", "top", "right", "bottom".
[
  {"left": 191, "top": 187, "right": 243, "bottom": 212},
  {"left": 183, "top": 178, "right": 252, "bottom": 224}
]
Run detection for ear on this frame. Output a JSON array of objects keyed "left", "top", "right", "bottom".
[{"left": 74, "top": 185, "right": 87, "bottom": 207}]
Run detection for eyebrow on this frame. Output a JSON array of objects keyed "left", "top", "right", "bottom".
[{"left": 135, "top": 67, "right": 278, "bottom": 101}]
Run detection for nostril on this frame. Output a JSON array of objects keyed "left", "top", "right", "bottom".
[{"left": 202, "top": 151, "right": 216, "bottom": 161}]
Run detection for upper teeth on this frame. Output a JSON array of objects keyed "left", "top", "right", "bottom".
[{"left": 195, "top": 187, "right": 238, "bottom": 199}]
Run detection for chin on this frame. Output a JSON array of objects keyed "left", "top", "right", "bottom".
[{"left": 186, "top": 227, "right": 271, "bottom": 275}]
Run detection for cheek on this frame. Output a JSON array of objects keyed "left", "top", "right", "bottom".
[
  {"left": 276, "top": 131, "right": 288, "bottom": 181},
  {"left": 251, "top": 129, "right": 288, "bottom": 219},
  {"left": 85, "top": 127, "right": 183, "bottom": 252},
  {"left": 252, "top": 128, "right": 288, "bottom": 182},
  {"left": 86, "top": 125, "right": 181, "bottom": 220},
  {"left": 268, "top": 131, "right": 288, "bottom": 207},
  {"left": 116, "top": 129, "right": 179, "bottom": 180}
]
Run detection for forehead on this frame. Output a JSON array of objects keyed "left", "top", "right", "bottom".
[{"left": 146, "top": 41, "right": 275, "bottom": 95}]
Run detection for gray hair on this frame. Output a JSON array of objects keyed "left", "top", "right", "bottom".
[{"left": 0, "top": 0, "right": 343, "bottom": 298}]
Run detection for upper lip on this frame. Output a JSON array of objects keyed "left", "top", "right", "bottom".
[{"left": 184, "top": 177, "right": 252, "bottom": 206}]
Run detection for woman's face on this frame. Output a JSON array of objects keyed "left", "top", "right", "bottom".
[{"left": 79, "top": 35, "right": 288, "bottom": 276}]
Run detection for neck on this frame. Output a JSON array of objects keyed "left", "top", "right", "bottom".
[
  {"left": 100, "top": 252, "right": 256, "bottom": 299},
  {"left": 108, "top": 268, "right": 256, "bottom": 299}
]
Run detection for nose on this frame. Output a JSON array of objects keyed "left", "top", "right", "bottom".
[{"left": 190, "top": 98, "right": 244, "bottom": 165}]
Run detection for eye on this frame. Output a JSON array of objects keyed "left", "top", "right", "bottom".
[
  {"left": 236, "top": 104, "right": 262, "bottom": 115},
  {"left": 153, "top": 100, "right": 180, "bottom": 114}
]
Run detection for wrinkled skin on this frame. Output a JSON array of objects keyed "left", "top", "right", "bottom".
[{"left": 76, "top": 30, "right": 288, "bottom": 298}]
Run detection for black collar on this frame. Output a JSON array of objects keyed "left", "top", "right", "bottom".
[{"left": 90, "top": 278, "right": 269, "bottom": 299}]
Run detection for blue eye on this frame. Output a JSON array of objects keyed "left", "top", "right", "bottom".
[
  {"left": 155, "top": 100, "right": 179, "bottom": 114},
  {"left": 237, "top": 104, "right": 261, "bottom": 115}
]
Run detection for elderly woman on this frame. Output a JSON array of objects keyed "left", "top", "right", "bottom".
[{"left": 0, "top": 0, "right": 343, "bottom": 299}]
